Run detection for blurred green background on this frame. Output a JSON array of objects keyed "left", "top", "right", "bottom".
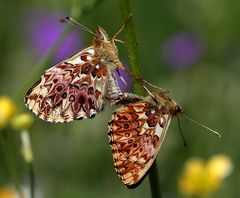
[{"left": 0, "top": 0, "right": 239, "bottom": 197}]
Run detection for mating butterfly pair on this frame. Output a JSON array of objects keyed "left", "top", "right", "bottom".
[{"left": 25, "top": 19, "right": 184, "bottom": 187}]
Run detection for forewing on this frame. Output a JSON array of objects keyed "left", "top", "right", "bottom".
[
  {"left": 25, "top": 48, "right": 108, "bottom": 122},
  {"left": 108, "top": 101, "right": 171, "bottom": 187}
]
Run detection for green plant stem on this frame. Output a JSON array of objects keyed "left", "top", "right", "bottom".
[
  {"left": 29, "top": 162, "right": 35, "bottom": 198},
  {"left": 119, "top": 1, "right": 162, "bottom": 197},
  {"left": 119, "top": 0, "right": 144, "bottom": 96},
  {"left": 149, "top": 161, "right": 162, "bottom": 198}
]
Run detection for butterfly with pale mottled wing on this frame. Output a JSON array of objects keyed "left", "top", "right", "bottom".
[
  {"left": 108, "top": 89, "right": 184, "bottom": 187},
  {"left": 25, "top": 18, "right": 128, "bottom": 123}
]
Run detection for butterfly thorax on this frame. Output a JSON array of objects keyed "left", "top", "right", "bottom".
[{"left": 151, "top": 92, "right": 184, "bottom": 116}]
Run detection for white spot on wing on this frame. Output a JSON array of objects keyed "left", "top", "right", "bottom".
[
  {"left": 68, "top": 56, "right": 85, "bottom": 65},
  {"left": 155, "top": 123, "right": 163, "bottom": 138},
  {"left": 150, "top": 109, "right": 155, "bottom": 114},
  {"left": 87, "top": 48, "right": 95, "bottom": 55}
]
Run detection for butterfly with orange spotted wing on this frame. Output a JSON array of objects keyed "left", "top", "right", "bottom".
[{"left": 25, "top": 17, "right": 128, "bottom": 123}]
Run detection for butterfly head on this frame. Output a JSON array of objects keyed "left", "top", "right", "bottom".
[
  {"left": 152, "top": 92, "right": 184, "bottom": 116},
  {"left": 93, "top": 26, "right": 125, "bottom": 71},
  {"left": 64, "top": 17, "right": 124, "bottom": 71}
]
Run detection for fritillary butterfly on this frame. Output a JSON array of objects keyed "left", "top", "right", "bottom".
[
  {"left": 108, "top": 91, "right": 183, "bottom": 187},
  {"left": 25, "top": 21, "right": 127, "bottom": 122}
]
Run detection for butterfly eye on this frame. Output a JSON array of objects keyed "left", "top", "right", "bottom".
[{"left": 96, "top": 34, "right": 104, "bottom": 41}]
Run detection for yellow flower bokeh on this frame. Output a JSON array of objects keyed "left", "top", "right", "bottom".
[
  {"left": 0, "top": 96, "right": 16, "bottom": 129},
  {"left": 178, "top": 155, "right": 233, "bottom": 196},
  {"left": 207, "top": 154, "right": 233, "bottom": 179}
]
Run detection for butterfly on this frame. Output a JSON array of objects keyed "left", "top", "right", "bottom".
[
  {"left": 108, "top": 88, "right": 184, "bottom": 187},
  {"left": 108, "top": 78, "right": 221, "bottom": 187},
  {"left": 25, "top": 17, "right": 128, "bottom": 123}
]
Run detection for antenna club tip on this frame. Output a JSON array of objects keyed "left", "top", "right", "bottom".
[{"left": 60, "top": 16, "right": 71, "bottom": 23}]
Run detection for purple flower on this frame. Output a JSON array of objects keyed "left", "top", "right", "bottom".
[
  {"left": 114, "top": 63, "right": 132, "bottom": 92},
  {"left": 25, "top": 9, "right": 83, "bottom": 63},
  {"left": 161, "top": 32, "right": 204, "bottom": 69}
]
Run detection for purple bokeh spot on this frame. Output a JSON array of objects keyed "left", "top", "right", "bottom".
[
  {"left": 25, "top": 9, "right": 82, "bottom": 63},
  {"left": 161, "top": 32, "right": 204, "bottom": 69},
  {"left": 114, "top": 63, "right": 132, "bottom": 92},
  {"left": 54, "top": 31, "right": 81, "bottom": 63}
]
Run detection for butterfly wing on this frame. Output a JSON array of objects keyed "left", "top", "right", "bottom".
[
  {"left": 25, "top": 48, "right": 108, "bottom": 122},
  {"left": 108, "top": 101, "right": 171, "bottom": 187}
]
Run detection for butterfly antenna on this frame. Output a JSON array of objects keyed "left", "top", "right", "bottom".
[
  {"left": 63, "top": 17, "right": 96, "bottom": 36},
  {"left": 177, "top": 116, "right": 187, "bottom": 147},
  {"left": 116, "top": 68, "right": 128, "bottom": 91},
  {"left": 141, "top": 79, "right": 169, "bottom": 94},
  {"left": 137, "top": 77, "right": 159, "bottom": 100},
  {"left": 112, "top": 13, "right": 133, "bottom": 41},
  {"left": 142, "top": 84, "right": 155, "bottom": 98},
  {"left": 183, "top": 115, "right": 221, "bottom": 138}
]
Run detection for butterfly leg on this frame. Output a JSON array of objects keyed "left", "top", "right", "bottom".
[{"left": 112, "top": 13, "right": 133, "bottom": 41}]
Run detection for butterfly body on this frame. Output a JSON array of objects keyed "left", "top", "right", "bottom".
[
  {"left": 108, "top": 92, "right": 183, "bottom": 187},
  {"left": 25, "top": 26, "right": 124, "bottom": 122}
]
